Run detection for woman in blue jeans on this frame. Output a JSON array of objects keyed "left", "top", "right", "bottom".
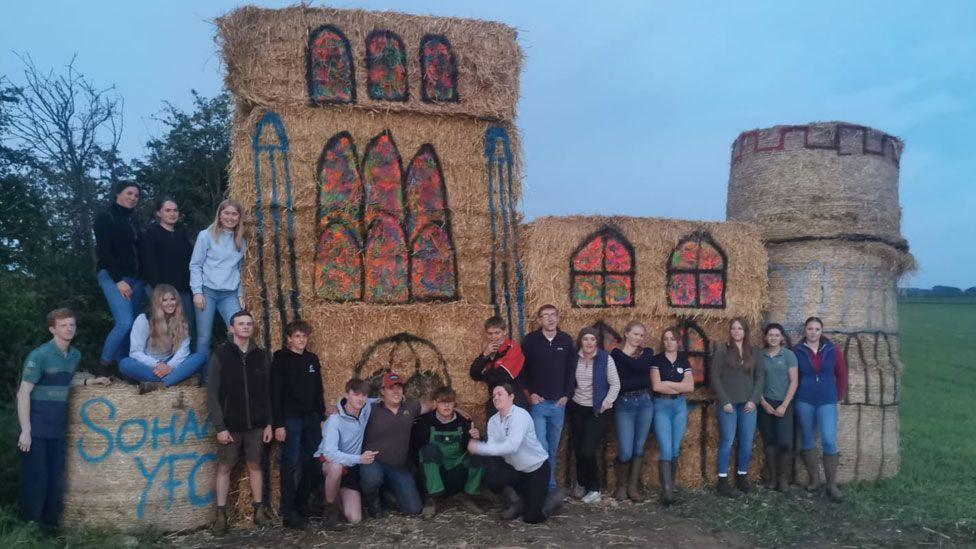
[
  {"left": 119, "top": 284, "right": 206, "bottom": 393},
  {"left": 190, "top": 199, "right": 246, "bottom": 354},
  {"left": 650, "top": 328, "right": 694, "bottom": 504},
  {"left": 93, "top": 181, "right": 146, "bottom": 368},
  {"left": 609, "top": 321, "right": 655, "bottom": 502},
  {"left": 711, "top": 318, "right": 764, "bottom": 497},
  {"left": 794, "top": 316, "right": 848, "bottom": 502}
]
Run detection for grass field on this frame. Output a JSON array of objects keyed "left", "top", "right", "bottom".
[{"left": 0, "top": 299, "right": 973, "bottom": 547}]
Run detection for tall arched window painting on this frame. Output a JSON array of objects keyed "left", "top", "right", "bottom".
[
  {"left": 315, "top": 132, "right": 363, "bottom": 301},
  {"left": 419, "top": 35, "right": 458, "bottom": 103},
  {"left": 570, "top": 227, "right": 635, "bottom": 307},
  {"left": 406, "top": 145, "right": 458, "bottom": 300},
  {"left": 667, "top": 232, "right": 727, "bottom": 308},
  {"left": 671, "top": 320, "right": 709, "bottom": 385},
  {"left": 308, "top": 25, "right": 355, "bottom": 105},
  {"left": 362, "top": 131, "right": 407, "bottom": 303},
  {"left": 365, "top": 30, "right": 408, "bottom": 101}
]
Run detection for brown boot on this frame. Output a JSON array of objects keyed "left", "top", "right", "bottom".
[
  {"left": 627, "top": 458, "right": 645, "bottom": 502},
  {"left": 658, "top": 461, "right": 675, "bottom": 505},
  {"left": 322, "top": 501, "right": 342, "bottom": 529},
  {"left": 823, "top": 454, "right": 844, "bottom": 502},
  {"left": 212, "top": 507, "right": 229, "bottom": 536},
  {"left": 776, "top": 451, "right": 793, "bottom": 492},
  {"left": 801, "top": 449, "right": 821, "bottom": 491},
  {"left": 670, "top": 458, "right": 680, "bottom": 490},
  {"left": 762, "top": 447, "right": 777, "bottom": 489},
  {"left": 253, "top": 504, "right": 273, "bottom": 527},
  {"left": 614, "top": 460, "right": 630, "bottom": 500}
]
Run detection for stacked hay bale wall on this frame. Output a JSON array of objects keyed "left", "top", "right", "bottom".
[
  {"left": 727, "top": 121, "right": 912, "bottom": 482},
  {"left": 522, "top": 215, "right": 769, "bottom": 489},
  {"left": 61, "top": 385, "right": 216, "bottom": 531}
]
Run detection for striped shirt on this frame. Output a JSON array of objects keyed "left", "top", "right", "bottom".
[{"left": 21, "top": 341, "right": 80, "bottom": 439}]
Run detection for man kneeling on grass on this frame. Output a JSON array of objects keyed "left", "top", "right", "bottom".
[
  {"left": 412, "top": 386, "right": 483, "bottom": 518},
  {"left": 314, "top": 377, "right": 378, "bottom": 526}
]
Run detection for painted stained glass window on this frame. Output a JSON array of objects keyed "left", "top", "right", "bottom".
[
  {"left": 570, "top": 227, "right": 635, "bottom": 307},
  {"left": 667, "top": 232, "right": 727, "bottom": 308},
  {"left": 419, "top": 35, "right": 458, "bottom": 103},
  {"left": 366, "top": 30, "right": 408, "bottom": 101},
  {"left": 591, "top": 320, "right": 622, "bottom": 351},
  {"left": 671, "top": 320, "right": 710, "bottom": 385},
  {"left": 406, "top": 145, "right": 457, "bottom": 300},
  {"left": 308, "top": 25, "right": 355, "bottom": 105},
  {"left": 315, "top": 132, "right": 363, "bottom": 300},
  {"left": 362, "top": 132, "right": 406, "bottom": 302}
]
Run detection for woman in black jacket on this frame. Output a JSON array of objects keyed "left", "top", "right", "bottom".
[
  {"left": 140, "top": 197, "right": 195, "bottom": 338},
  {"left": 94, "top": 181, "right": 145, "bottom": 366}
]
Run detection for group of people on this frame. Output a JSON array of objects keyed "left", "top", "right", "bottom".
[
  {"left": 94, "top": 181, "right": 246, "bottom": 393},
  {"left": 15, "top": 182, "right": 850, "bottom": 535}
]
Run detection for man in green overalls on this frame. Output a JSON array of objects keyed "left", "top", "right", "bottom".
[{"left": 412, "top": 386, "right": 483, "bottom": 518}]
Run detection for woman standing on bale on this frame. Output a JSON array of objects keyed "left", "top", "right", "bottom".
[
  {"left": 757, "top": 323, "right": 798, "bottom": 491},
  {"left": 119, "top": 284, "right": 206, "bottom": 393},
  {"left": 567, "top": 327, "right": 620, "bottom": 504},
  {"left": 712, "top": 318, "right": 764, "bottom": 497},
  {"left": 650, "top": 328, "right": 695, "bottom": 504},
  {"left": 140, "top": 197, "right": 196, "bottom": 338},
  {"left": 94, "top": 181, "right": 145, "bottom": 368},
  {"left": 609, "top": 321, "right": 655, "bottom": 502},
  {"left": 794, "top": 316, "right": 847, "bottom": 502},
  {"left": 190, "top": 199, "right": 246, "bottom": 354}
]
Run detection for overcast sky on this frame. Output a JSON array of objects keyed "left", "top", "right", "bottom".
[{"left": 3, "top": 0, "right": 973, "bottom": 288}]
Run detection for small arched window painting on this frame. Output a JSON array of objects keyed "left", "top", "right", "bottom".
[
  {"left": 307, "top": 25, "right": 355, "bottom": 105},
  {"left": 362, "top": 131, "right": 405, "bottom": 221},
  {"left": 317, "top": 132, "right": 363, "bottom": 219},
  {"left": 315, "top": 223, "right": 362, "bottom": 301},
  {"left": 420, "top": 35, "right": 458, "bottom": 103},
  {"left": 570, "top": 228, "right": 635, "bottom": 307},
  {"left": 667, "top": 232, "right": 727, "bottom": 308},
  {"left": 411, "top": 224, "right": 457, "bottom": 300},
  {"left": 673, "top": 320, "right": 709, "bottom": 385},
  {"left": 364, "top": 215, "right": 408, "bottom": 303},
  {"left": 365, "top": 30, "right": 408, "bottom": 101}
]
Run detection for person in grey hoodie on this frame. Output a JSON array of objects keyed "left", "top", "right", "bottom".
[
  {"left": 190, "top": 199, "right": 246, "bottom": 354},
  {"left": 313, "top": 378, "right": 379, "bottom": 526}
]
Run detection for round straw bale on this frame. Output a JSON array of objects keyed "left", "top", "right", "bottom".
[{"left": 62, "top": 384, "right": 216, "bottom": 532}]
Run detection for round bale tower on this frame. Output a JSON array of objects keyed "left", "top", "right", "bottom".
[{"left": 726, "top": 122, "right": 913, "bottom": 482}]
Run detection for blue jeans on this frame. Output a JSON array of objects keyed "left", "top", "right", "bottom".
[
  {"left": 97, "top": 269, "right": 145, "bottom": 364},
  {"left": 19, "top": 436, "right": 66, "bottom": 529},
  {"left": 529, "top": 399, "right": 565, "bottom": 490},
  {"left": 795, "top": 401, "right": 839, "bottom": 455},
  {"left": 280, "top": 414, "right": 323, "bottom": 517},
  {"left": 652, "top": 396, "right": 688, "bottom": 461},
  {"left": 118, "top": 352, "right": 207, "bottom": 386},
  {"left": 717, "top": 402, "right": 758, "bottom": 475},
  {"left": 194, "top": 287, "right": 241, "bottom": 354},
  {"left": 614, "top": 391, "right": 655, "bottom": 463},
  {"left": 359, "top": 462, "right": 422, "bottom": 515}
]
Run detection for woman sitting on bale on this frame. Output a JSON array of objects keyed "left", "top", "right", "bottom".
[
  {"left": 93, "top": 181, "right": 146, "bottom": 369},
  {"left": 468, "top": 383, "right": 558, "bottom": 524},
  {"left": 712, "top": 318, "right": 764, "bottom": 497},
  {"left": 190, "top": 199, "right": 246, "bottom": 354},
  {"left": 794, "top": 316, "right": 847, "bottom": 502},
  {"left": 609, "top": 320, "right": 655, "bottom": 502},
  {"left": 119, "top": 284, "right": 206, "bottom": 393},
  {"left": 567, "top": 327, "right": 620, "bottom": 504},
  {"left": 757, "top": 323, "right": 798, "bottom": 491},
  {"left": 650, "top": 327, "right": 695, "bottom": 504}
]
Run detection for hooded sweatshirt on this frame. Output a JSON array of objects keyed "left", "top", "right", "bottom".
[{"left": 314, "top": 397, "right": 379, "bottom": 467}]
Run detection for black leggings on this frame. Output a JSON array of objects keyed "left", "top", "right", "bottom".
[
  {"left": 482, "top": 457, "right": 550, "bottom": 524},
  {"left": 567, "top": 400, "right": 608, "bottom": 492},
  {"left": 757, "top": 398, "right": 794, "bottom": 451}
]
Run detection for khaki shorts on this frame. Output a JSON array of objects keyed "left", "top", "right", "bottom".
[{"left": 217, "top": 428, "right": 265, "bottom": 468}]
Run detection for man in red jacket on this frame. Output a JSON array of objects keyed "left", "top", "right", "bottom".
[{"left": 469, "top": 316, "right": 530, "bottom": 418}]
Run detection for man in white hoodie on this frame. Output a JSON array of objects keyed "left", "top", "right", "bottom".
[{"left": 314, "top": 378, "right": 379, "bottom": 526}]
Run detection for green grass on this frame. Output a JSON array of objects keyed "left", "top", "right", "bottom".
[{"left": 675, "top": 300, "right": 976, "bottom": 545}]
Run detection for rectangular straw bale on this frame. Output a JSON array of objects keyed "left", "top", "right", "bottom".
[{"left": 217, "top": 6, "right": 522, "bottom": 122}]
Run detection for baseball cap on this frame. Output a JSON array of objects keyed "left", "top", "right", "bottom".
[{"left": 383, "top": 372, "right": 404, "bottom": 388}]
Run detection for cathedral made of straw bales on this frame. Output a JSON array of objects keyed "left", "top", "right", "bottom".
[{"left": 57, "top": 5, "right": 912, "bottom": 532}]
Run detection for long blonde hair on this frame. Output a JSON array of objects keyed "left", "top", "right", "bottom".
[
  {"left": 208, "top": 199, "right": 245, "bottom": 250},
  {"left": 147, "top": 284, "right": 189, "bottom": 355}
]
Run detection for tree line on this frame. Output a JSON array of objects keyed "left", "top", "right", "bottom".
[{"left": 0, "top": 56, "right": 232, "bottom": 401}]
